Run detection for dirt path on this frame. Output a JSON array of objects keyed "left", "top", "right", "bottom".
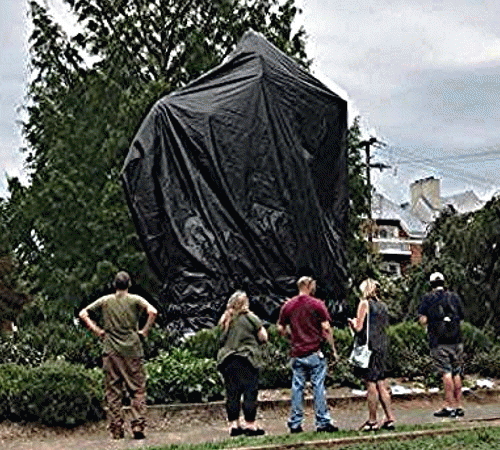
[{"left": 2, "top": 392, "right": 500, "bottom": 450}]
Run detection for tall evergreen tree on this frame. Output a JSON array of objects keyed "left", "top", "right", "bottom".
[
  {"left": 0, "top": 191, "right": 30, "bottom": 326},
  {"left": 345, "top": 117, "right": 371, "bottom": 286},
  {"left": 8, "top": 0, "right": 309, "bottom": 318}
]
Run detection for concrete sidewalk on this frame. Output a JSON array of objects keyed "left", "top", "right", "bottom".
[{"left": 2, "top": 389, "right": 500, "bottom": 450}]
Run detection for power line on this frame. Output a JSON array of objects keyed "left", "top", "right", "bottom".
[
  {"left": 375, "top": 147, "right": 499, "bottom": 186},
  {"left": 370, "top": 146, "right": 499, "bottom": 191},
  {"left": 395, "top": 148, "right": 500, "bottom": 164}
]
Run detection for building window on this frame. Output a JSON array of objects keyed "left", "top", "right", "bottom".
[{"left": 381, "top": 262, "right": 401, "bottom": 277}]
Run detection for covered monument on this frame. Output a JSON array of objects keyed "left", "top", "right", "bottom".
[{"left": 122, "top": 30, "right": 349, "bottom": 331}]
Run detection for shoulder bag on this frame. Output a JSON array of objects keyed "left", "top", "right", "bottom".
[{"left": 349, "top": 302, "right": 372, "bottom": 369}]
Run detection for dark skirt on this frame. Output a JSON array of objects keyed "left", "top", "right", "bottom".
[{"left": 353, "top": 349, "right": 387, "bottom": 382}]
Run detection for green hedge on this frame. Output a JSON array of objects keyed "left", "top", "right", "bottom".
[
  {"left": 0, "top": 322, "right": 102, "bottom": 368},
  {"left": 181, "top": 327, "right": 221, "bottom": 360},
  {"left": 327, "top": 328, "right": 363, "bottom": 388},
  {"left": 386, "top": 321, "right": 494, "bottom": 386},
  {"left": 146, "top": 348, "right": 223, "bottom": 404},
  {"left": 0, "top": 364, "right": 27, "bottom": 419},
  {"left": 0, "top": 321, "right": 178, "bottom": 369},
  {"left": 258, "top": 326, "right": 292, "bottom": 388},
  {"left": 0, "top": 361, "right": 104, "bottom": 426},
  {"left": 386, "top": 321, "right": 433, "bottom": 380},
  {"left": 0, "top": 319, "right": 495, "bottom": 427},
  {"left": 178, "top": 321, "right": 497, "bottom": 388}
]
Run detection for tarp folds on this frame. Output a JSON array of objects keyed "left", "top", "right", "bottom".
[{"left": 122, "top": 30, "right": 349, "bottom": 332}]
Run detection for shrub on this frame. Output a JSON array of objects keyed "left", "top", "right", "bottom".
[
  {"left": 179, "top": 324, "right": 292, "bottom": 389},
  {"left": 36, "top": 322, "right": 103, "bottom": 367},
  {"left": 461, "top": 322, "right": 496, "bottom": 376},
  {"left": 386, "top": 321, "right": 492, "bottom": 386},
  {"left": 0, "top": 321, "right": 103, "bottom": 368},
  {"left": 0, "top": 364, "right": 29, "bottom": 419},
  {"left": 142, "top": 324, "right": 178, "bottom": 360},
  {"left": 461, "top": 321, "right": 493, "bottom": 354},
  {"left": 181, "top": 327, "right": 221, "bottom": 360},
  {"left": 386, "top": 321, "right": 433, "bottom": 382},
  {"left": 331, "top": 327, "right": 355, "bottom": 359},
  {"left": 146, "top": 348, "right": 223, "bottom": 404},
  {"left": 466, "top": 344, "right": 500, "bottom": 377},
  {"left": 4, "top": 320, "right": 176, "bottom": 369},
  {"left": 0, "top": 335, "right": 44, "bottom": 366},
  {"left": 259, "top": 325, "right": 291, "bottom": 388},
  {"left": 1, "top": 361, "right": 104, "bottom": 426},
  {"left": 327, "top": 327, "right": 365, "bottom": 388}
]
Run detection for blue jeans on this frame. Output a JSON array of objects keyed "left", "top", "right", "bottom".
[{"left": 288, "top": 352, "right": 332, "bottom": 429}]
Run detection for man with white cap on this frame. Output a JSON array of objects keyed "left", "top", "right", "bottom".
[{"left": 418, "top": 272, "right": 465, "bottom": 418}]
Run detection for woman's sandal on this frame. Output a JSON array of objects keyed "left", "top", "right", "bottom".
[
  {"left": 359, "top": 420, "right": 379, "bottom": 431},
  {"left": 380, "top": 420, "right": 395, "bottom": 430}
]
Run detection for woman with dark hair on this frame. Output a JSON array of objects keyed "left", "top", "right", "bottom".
[
  {"left": 348, "top": 278, "right": 395, "bottom": 431},
  {"left": 217, "top": 290, "right": 268, "bottom": 437}
]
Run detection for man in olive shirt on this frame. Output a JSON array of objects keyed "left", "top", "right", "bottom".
[{"left": 79, "top": 271, "right": 157, "bottom": 439}]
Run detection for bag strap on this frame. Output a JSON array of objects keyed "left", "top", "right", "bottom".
[
  {"left": 444, "top": 291, "right": 458, "bottom": 318},
  {"left": 365, "top": 300, "right": 370, "bottom": 346}
]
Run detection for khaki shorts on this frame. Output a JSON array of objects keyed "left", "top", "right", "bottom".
[{"left": 431, "top": 343, "right": 464, "bottom": 376}]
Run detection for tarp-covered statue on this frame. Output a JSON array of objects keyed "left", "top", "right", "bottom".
[{"left": 122, "top": 30, "right": 349, "bottom": 332}]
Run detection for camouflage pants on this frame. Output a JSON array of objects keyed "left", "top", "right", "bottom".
[{"left": 103, "top": 353, "right": 147, "bottom": 435}]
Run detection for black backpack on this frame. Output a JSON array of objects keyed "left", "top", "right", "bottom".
[{"left": 433, "top": 291, "right": 460, "bottom": 342}]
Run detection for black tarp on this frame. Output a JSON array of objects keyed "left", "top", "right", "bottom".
[{"left": 122, "top": 30, "right": 349, "bottom": 332}]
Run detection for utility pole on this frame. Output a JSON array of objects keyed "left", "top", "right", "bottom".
[
  {"left": 361, "top": 137, "right": 377, "bottom": 220},
  {"left": 359, "top": 137, "right": 391, "bottom": 262}
]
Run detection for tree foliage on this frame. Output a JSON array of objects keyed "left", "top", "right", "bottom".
[
  {"left": 0, "top": 193, "right": 30, "bottom": 325},
  {"left": 345, "top": 117, "right": 371, "bottom": 293},
  {"left": 403, "top": 196, "right": 500, "bottom": 334},
  {"left": 5, "top": 0, "right": 309, "bottom": 320}
]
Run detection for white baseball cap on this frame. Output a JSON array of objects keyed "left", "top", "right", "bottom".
[{"left": 429, "top": 272, "right": 444, "bottom": 282}]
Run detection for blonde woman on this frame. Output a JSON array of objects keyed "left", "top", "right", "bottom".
[
  {"left": 348, "top": 278, "right": 395, "bottom": 431},
  {"left": 217, "top": 290, "right": 268, "bottom": 437}
]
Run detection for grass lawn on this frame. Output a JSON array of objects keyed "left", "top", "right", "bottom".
[
  {"left": 330, "top": 427, "right": 500, "bottom": 449},
  {"left": 143, "top": 424, "right": 500, "bottom": 450}
]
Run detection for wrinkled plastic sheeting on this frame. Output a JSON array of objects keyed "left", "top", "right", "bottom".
[{"left": 122, "top": 30, "right": 349, "bottom": 333}]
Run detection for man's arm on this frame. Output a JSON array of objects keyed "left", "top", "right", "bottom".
[
  {"left": 79, "top": 299, "right": 105, "bottom": 339},
  {"left": 277, "top": 323, "right": 289, "bottom": 337},
  {"left": 277, "top": 302, "right": 289, "bottom": 337},
  {"left": 321, "top": 320, "right": 339, "bottom": 360},
  {"left": 138, "top": 302, "right": 158, "bottom": 338},
  {"left": 417, "top": 295, "right": 428, "bottom": 327}
]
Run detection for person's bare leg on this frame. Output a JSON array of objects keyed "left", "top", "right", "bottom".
[
  {"left": 366, "top": 381, "right": 378, "bottom": 423},
  {"left": 244, "top": 420, "right": 261, "bottom": 430},
  {"left": 376, "top": 379, "right": 395, "bottom": 422},
  {"left": 229, "top": 419, "right": 241, "bottom": 429},
  {"left": 442, "top": 372, "right": 455, "bottom": 408},
  {"left": 453, "top": 374, "right": 463, "bottom": 408}
]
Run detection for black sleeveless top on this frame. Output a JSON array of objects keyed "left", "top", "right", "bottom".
[{"left": 357, "top": 299, "right": 389, "bottom": 352}]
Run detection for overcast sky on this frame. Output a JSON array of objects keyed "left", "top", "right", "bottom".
[
  {"left": 0, "top": 0, "right": 27, "bottom": 197},
  {"left": 1, "top": 0, "right": 500, "bottom": 203}
]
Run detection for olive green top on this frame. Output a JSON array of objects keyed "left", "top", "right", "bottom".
[
  {"left": 217, "top": 312, "right": 263, "bottom": 370},
  {"left": 85, "top": 293, "right": 151, "bottom": 358}
]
